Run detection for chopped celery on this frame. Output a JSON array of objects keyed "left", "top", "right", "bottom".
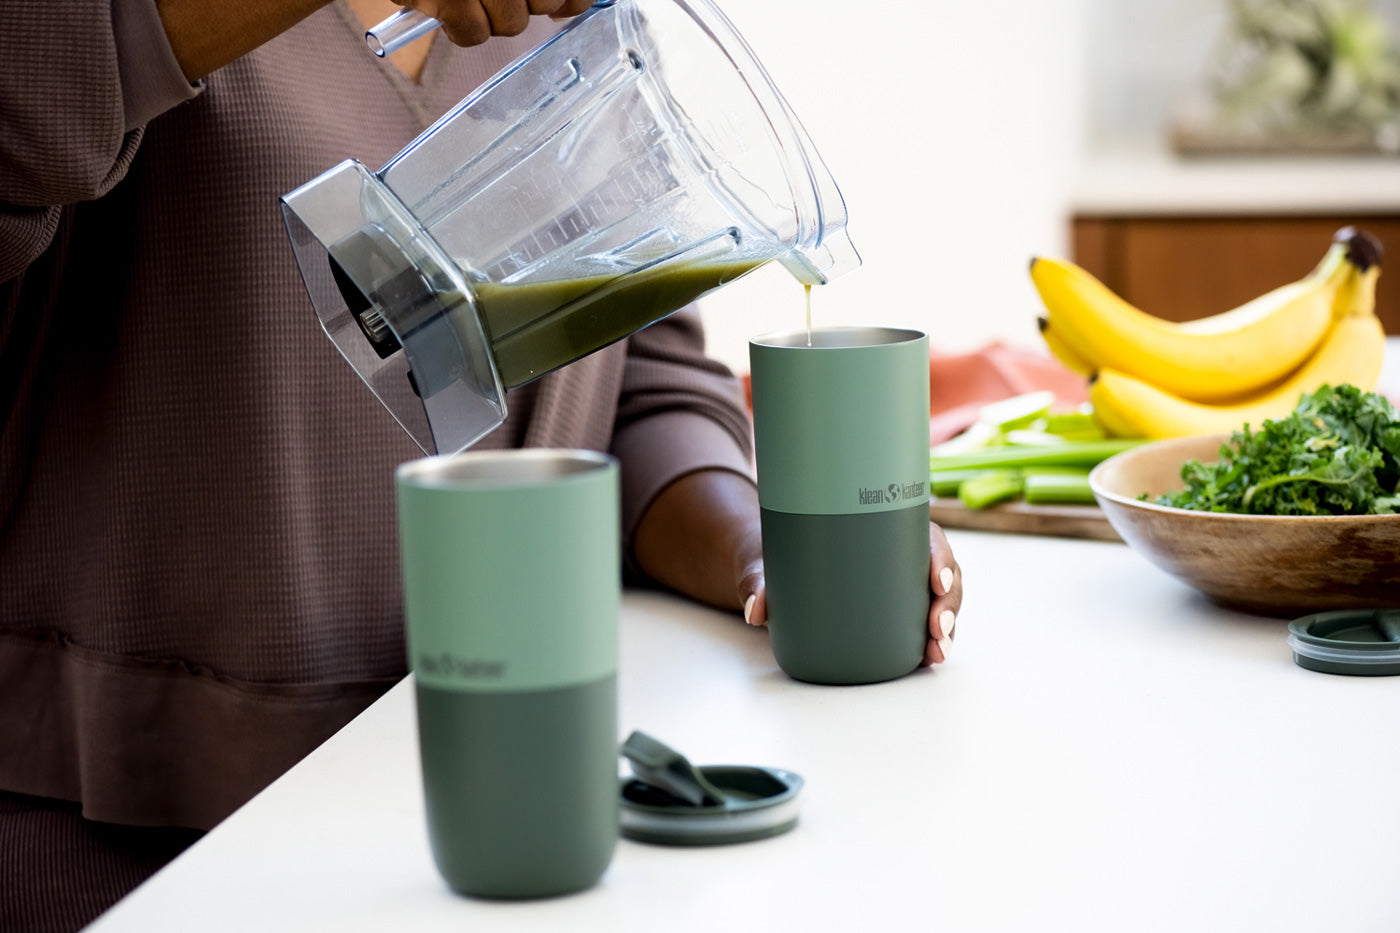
[
  {"left": 929, "top": 403, "right": 1138, "bottom": 510},
  {"left": 975, "top": 390, "right": 1055, "bottom": 432},
  {"left": 1004, "top": 429, "right": 1071, "bottom": 446},
  {"left": 958, "top": 469, "right": 1024, "bottom": 510},
  {"left": 1033, "top": 412, "right": 1105, "bottom": 440},
  {"left": 930, "top": 420, "right": 1002, "bottom": 457},
  {"left": 934, "top": 398, "right": 1105, "bottom": 458}
]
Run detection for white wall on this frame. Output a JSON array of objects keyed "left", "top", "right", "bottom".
[
  {"left": 1083, "top": 0, "right": 1226, "bottom": 146},
  {"left": 697, "top": 0, "right": 1088, "bottom": 374}
]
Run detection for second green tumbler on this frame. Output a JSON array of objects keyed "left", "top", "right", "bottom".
[
  {"left": 750, "top": 327, "right": 932, "bottom": 685},
  {"left": 396, "top": 449, "right": 618, "bottom": 899}
]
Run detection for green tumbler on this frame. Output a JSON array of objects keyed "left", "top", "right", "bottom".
[
  {"left": 749, "top": 327, "right": 932, "bottom": 685},
  {"left": 395, "top": 449, "right": 619, "bottom": 898}
]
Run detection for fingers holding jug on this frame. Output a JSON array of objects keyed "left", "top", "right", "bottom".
[{"left": 406, "top": 0, "right": 592, "bottom": 46}]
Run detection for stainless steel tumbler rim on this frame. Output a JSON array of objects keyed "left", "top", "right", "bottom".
[
  {"left": 396, "top": 448, "right": 617, "bottom": 488},
  {"left": 750, "top": 325, "right": 926, "bottom": 350}
]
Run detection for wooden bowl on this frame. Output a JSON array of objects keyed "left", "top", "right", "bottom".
[{"left": 1088, "top": 434, "right": 1400, "bottom": 617}]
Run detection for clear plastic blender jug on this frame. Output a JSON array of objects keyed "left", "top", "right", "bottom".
[{"left": 281, "top": 0, "right": 860, "bottom": 454}]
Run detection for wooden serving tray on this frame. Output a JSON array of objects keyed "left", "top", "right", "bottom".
[{"left": 929, "top": 498, "right": 1122, "bottom": 542}]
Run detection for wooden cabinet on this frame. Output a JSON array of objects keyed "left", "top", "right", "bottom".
[{"left": 1072, "top": 215, "right": 1400, "bottom": 333}]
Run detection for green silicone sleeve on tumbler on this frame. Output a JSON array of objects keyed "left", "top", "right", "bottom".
[
  {"left": 396, "top": 451, "right": 619, "bottom": 898},
  {"left": 750, "top": 329, "right": 931, "bottom": 684},
  {"left": 760, "top": 506, "right": 930, "bottom": 684},
  {"left": 414, "top": 677, "right": 618, "bottom": 897}
]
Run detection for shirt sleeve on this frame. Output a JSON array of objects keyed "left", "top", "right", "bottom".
[
  {"left": 609, "top": 308, "right": 756, "bottom": 554},
  {"left": 0, "top": 0, "right": 200, "bottom": 281}
]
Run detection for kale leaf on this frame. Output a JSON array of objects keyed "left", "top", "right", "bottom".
[{"left": 1151, "top": 384, "right": 1400, "bottom": 515}]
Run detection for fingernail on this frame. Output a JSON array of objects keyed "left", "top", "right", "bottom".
[
  {"left": 743, "top": 594, "right": 757, "bottom": 625},
  {"left": 939, "top": 566, "right": 953, "bottom": 593},
  {"left": 940, "top": 609, "right": 956, "bottom": 640},
  {"left": 938, "top": 636, "right": 952, "bottom": 659}
]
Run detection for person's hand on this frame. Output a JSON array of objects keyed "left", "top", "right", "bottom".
[
  {"left": 406, "top": 0, "right": 595, "bottom": 47},
  {"left": 743, "top": 521, "right": 963, "bottom": 667}
]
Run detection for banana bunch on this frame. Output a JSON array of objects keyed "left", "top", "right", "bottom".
[{"left": 1032, "top": 227, "right": 1385, "bottom": 439}]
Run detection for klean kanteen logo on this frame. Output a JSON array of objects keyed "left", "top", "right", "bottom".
[
  {"left": 417, "top": 652, "right": 506, "bottom": 680},
  {"left": 858, "top": 480, "right": 927, "bottom": 506}
]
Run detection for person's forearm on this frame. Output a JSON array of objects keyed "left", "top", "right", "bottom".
[
  {"left": 632, "top": 469, "right": 763, "bottom": 613},
  {"left": 156, "top": 0, "right": 333, "bottom": 80}
]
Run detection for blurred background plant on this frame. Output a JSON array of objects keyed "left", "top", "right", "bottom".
[{"left": 1208, "top": 0, "right": 1400, "bottom": 147}]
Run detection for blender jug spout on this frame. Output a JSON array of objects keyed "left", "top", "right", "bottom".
[{"left": 781, "top": 226, "right": 862, "bottom": 287}]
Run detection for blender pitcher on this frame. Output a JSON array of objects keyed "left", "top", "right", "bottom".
[{"left": 281, "top": 0, "right": 860, "bottom": 454}]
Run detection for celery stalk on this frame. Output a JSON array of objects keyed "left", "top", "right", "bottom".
[
  {"left": 1022, "top": 469, "right": 1097, "bottom": 505},
  {"left": 929, "top": 439, "right": 1143, "bottom": 473},
  {"left": 930, "top": 468, "right": 996, "bottom": 497}
]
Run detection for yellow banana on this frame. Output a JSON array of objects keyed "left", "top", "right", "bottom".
[
  {"left": 1032, "top": 229, "right": 1374, "bottom": 403},
  {"left": 1089, "top": 293, "right": 1384, "bottom": 439},
  {"left": 1036, "top": 316, "right": 1095, "bottom": 375},
  {"left": 1329, "top": 253, "right": 1378, "bottom": 324}
]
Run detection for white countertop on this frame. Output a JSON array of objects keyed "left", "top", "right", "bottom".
[
  {"left": 88, "top": 528, "right": 1400, "bottom": 933},
  {"left": 1071, "top": 139, "right": 1400, "bottom": 217}
]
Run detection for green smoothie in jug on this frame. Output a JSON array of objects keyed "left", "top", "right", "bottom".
[{"left": 472, "top": 258, "right": 764, "bottom": 387}]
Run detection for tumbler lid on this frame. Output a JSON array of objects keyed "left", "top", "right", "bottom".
[
  {"left": 1287, "top": 609, "right": 1400, "bottom": 676},
  {"left": 618, "top": 732, "right": 803, "bottom": 846}
]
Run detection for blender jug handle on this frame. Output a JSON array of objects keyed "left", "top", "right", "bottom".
[
  {"left": 281, "top": 160, "right": 507, "bottom": 455},
  {"left": 366, "top": 0, "right": 619, "bottom": 57},
  {"left": 365, "top": 8, "right": 438, "bottom": 57}
]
